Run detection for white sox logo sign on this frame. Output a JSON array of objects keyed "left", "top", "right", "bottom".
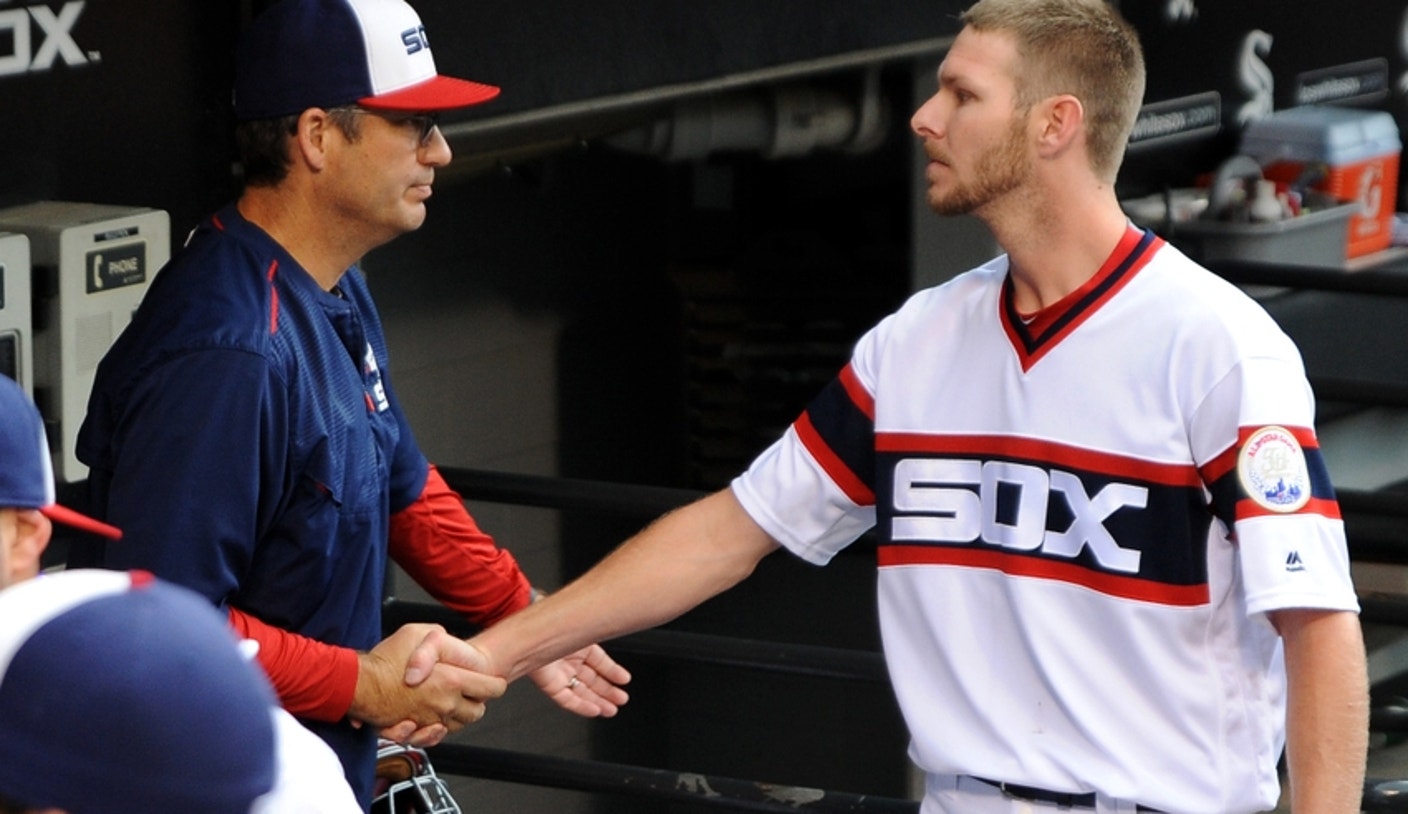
[
  {"left": 1236, "top": 29, "right": 1275, "bottom": 126},
  {"left": 0, "top": 1, "right": 93, "bottom": 77},
  {"left": 890, "top": 458, "right": 1147, "bottom": 574}
]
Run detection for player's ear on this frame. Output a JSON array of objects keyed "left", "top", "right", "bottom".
[
  {"left": 6, "top": 509, "right": 50, "bottom": 584},
  {"left": 1033, "top": 93, "right": 1084, "bottom": 160}
]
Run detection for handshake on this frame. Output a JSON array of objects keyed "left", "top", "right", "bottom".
[{"left": 348, "top": 622, "right": 631, "bottom": 746}]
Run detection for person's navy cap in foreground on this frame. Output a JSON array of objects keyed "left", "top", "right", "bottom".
[{"left": 0, "top": 569, "right": 279, "bottom": 814}]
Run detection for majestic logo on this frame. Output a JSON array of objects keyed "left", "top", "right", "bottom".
[
  {"left": 0, "top": 1, "right": 95, "bottom": 77},
  {"left": 891, "top": 458, "right": 1147, "bottom": 574},
  {"left": 1237, "top": 427, "right": 1312, "bottom": 513},
  {"left": 1285, "top": 551, "right": 1305, "bottom": 572},
  {"left": 1236, "top": 30, "right": 1275, "bottom": 127}
]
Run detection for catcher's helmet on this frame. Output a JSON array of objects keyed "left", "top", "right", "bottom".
[{"left": 371, "top": 740, "right": 461, "bottom": 814}]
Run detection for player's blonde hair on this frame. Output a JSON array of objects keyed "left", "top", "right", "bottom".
[{"left": 960, "top": 0, "right": 1145, "bottom": 183}]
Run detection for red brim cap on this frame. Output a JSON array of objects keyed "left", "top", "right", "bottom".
[
  {"left": 358, "top": 75, "right": 501, "bottom": 112},
  {"left": 41, "top": 504, "right": 122, "bottom": 541}
]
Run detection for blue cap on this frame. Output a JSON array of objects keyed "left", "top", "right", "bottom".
[
  {"left": 0, "top": 570, "right": 279, "bottom": 813},
  {"left": 0, "top": 375, "right": 120, "bottom": 539},
  {"left": 234, "top": 0, "right": 501, "bottom": 121}
]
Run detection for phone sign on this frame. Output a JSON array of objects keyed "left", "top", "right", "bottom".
[{"left": 86, "top": 243, "right": 146, "bottom": 293}]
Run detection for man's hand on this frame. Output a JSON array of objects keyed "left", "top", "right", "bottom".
[
  {"left": 350, "top": 623, "right": 506, "bottom": 746},
  {"left": 528, "top": 643, "right": 631, "bottom": 717},
  {"left": 405, "top": 635, "right": 631, "bottom": 717}
]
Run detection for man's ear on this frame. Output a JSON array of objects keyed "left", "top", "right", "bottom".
[
  {"left": 291, "top": 107, "right": 335, "bottom": 172},
  {"left": 1034, "top": 93, "right": 1084, "bottom": 160},
  {"left": 7, "top": 509, "right": 50, "bottom": 584}
]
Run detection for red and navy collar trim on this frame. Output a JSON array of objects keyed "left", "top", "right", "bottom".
[{"left": 1001, "top": 226, "right": 1161, "bottom": 371}]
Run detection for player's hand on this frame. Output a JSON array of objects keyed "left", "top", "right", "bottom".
[
  {"left": 529, "top": 644, "right": 631, "bottom": 717},
  {"left": 404, "top": 630, "right": 491, "bottom": 686},
  {"left": 350, "top": 623, "right": 506, "bottom": 740},
  {"left": 408, "top": 633, "right": 630, "bottom": 716}
]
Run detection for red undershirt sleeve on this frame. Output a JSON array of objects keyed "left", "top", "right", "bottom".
[
  {"left": 388, "top": 464, "right": 533, "bottom": 628},
  {"left": 228, "top": 606, "right": 359, "bottom": 722}
]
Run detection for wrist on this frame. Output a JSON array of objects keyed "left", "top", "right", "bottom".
[{"left": 348, "top": 650, "right": 389, "bottom": 725}]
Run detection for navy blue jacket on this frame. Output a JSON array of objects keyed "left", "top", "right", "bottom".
[{"left": 74, "top": 202, "right": 429, "bottom": 803}]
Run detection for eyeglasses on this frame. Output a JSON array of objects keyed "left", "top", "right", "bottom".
[
  {"left": 329, "top": 106, "right": 441, "bottom": 147},
  {"left": 381, "top": 111, "right": 441, "bottom": 147}
]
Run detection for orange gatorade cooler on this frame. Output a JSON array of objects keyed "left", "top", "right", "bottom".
[{"left": 1241, "top": 105, "right": 1401, "bottom": 259}]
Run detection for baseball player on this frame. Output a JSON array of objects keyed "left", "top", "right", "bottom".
[
  {"left": 69, "top": 0, "right": 628, "bottom": 805},
  {"left": 449, "top": 1, "right": 1368, "bottom": 812}
]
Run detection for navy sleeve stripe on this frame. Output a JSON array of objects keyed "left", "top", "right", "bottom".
[{"left": 795, "top": 366, "right": 877, "bottom": 505}]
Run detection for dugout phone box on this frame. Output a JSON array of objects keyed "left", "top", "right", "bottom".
[
  {"left": 0, "top": 232, "right": 32, "bottom": 394},
  {"left": 0, "top": 202, "right": 169, "bottom": 483}
]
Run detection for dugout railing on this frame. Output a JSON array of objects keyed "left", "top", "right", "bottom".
[{"left": 382, "top": 460, "right": 1408, "bottom": 811}]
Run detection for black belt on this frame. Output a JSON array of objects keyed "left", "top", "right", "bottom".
[{"left": 970, "top": 777, "right": 1162, "bottom": 812}]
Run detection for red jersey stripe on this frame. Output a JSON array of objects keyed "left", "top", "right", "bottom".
[
  {"left": 266, "top": 259, "right": 280, "bottom": 335},
  {"left": 876, "top": 432, "right": 1202, "bottom": 487},
  {"left": 796, "top": 411, "right": 876, "bottom": 505},
  {"left": 878, "top": 544, "right": 1210, "bottom": 606},
  {"left": 1236, "top": 496, "right": 1342, "bottom": 521},
  {"left": 838, "top": 362, "right": 875, "bottom": 420}
]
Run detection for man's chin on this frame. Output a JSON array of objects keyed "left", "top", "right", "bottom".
[
  {"left": 927, "top": 194, "right": 977, "bottom": 217},
  {"left": 401, "top": 204, "right": 429, "bottom": 231}
]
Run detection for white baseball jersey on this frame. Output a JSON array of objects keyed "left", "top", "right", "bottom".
[{"left": 733, "top": 227, "right": 1358, "bottom": 813}]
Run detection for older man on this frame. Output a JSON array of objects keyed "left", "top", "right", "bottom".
[{"left": 72, "top": 0, "right": 628, "bottom": 804}]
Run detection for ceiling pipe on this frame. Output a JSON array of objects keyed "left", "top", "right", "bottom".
[{"left": 603, "top": 67, "right": 891, "bottom": 162}]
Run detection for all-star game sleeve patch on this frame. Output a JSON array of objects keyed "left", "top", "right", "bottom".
[{"left": 1237, "top": 426, "right": 1312, "bottom": 514}]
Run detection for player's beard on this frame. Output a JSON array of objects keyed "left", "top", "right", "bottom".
[{"left": 926, "top": 113, "right": 1032, "bottom": 216}]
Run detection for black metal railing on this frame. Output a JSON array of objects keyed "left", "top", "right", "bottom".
[{"left": 427, "top": 743, "right": 920, "bottom": 814}]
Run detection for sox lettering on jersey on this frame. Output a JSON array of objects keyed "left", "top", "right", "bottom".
[
  {"left": 891, "top": 458, "right": 1146, "bottom": 574},
  {"left": 895, "top": 456, "right": 1148, "bottom": 568},
  {"left": 868, "top": 433, "right": 1216, "bottom": 605}
]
